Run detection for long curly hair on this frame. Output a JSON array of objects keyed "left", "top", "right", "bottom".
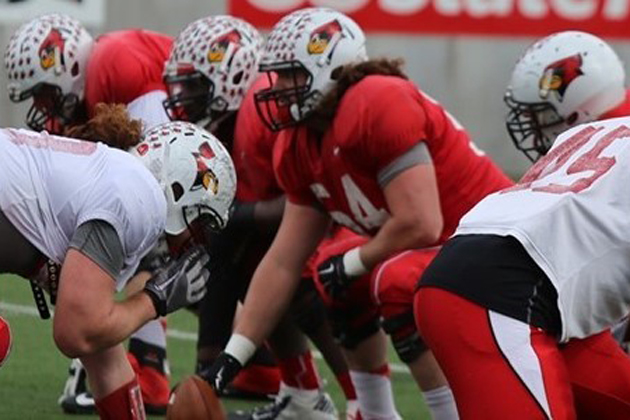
[
  {"left": 64, "top": 103, "right": 143, "bottom": 149},
  {"left": 304, "top": 58, "right": 408, "bottom": 135}
]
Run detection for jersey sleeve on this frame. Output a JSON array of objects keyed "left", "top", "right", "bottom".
[
  {"left": 272, "top": 130, "right": 318, "bottom": 207},
  {"left": 348, "top": 79, "right": 429, "bottom": 173}
]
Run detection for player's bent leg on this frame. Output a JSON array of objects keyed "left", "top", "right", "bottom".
[
  {"left": 80, "top": 343, "right": 146, "bottom": 420},
  {"left": 415, "top": 287, "right": 576, "bottom": 420},
  {"left": 375, "top": 249, "right": 458, "bottom": 419},
  {"left": 292, "top": 277, "right": 360, "bottom": 418},
  {"left": 343, "top": 330, "right": 402, "bottom": 420},
  {"left": 261, "top": 315, "right": 338, "bottom": 420},
  {"left": 124, "top": 271, "right": 170, "bottom": 414},
  {"left": 562, "top": 329, "right": 630, "bottom": 418}
]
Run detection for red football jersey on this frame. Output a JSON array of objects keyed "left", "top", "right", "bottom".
[
  {"left": 274, "top": 75, "right": 513, "bottom": 242},
  {"left": 233, "top": 75, "right": 282, "bottom": 202},
  {"left": 84, "top": 30, "right": 172, "bottom": 117}
]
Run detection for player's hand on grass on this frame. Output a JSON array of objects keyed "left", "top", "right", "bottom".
[{"left": 144, "top": 245, "right": 210, "bottom": 317}]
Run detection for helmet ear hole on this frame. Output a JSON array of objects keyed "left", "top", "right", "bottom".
[
  {"left": 566, "top": 112, "right": 579, "bottom": 125},
  {"left": 71, "top": 62, "right": 79, "bottom": 77},
  {"left": 171, "top": 182, "right": 184, "bottom": 202}
]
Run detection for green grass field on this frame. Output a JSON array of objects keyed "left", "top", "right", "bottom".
[{"left": 0, "top": 274, "right": 428, "bottom": 419}]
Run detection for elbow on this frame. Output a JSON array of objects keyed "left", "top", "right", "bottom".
[{"left": 405, "top": 216, "right": 443, "bottom": 248}]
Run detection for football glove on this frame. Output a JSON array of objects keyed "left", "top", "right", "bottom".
[
  {"left": 144, "top": 245, "right": 210, "bottom": 317},
  {"left": 317, "top": 254, "right": 356, "bottom": 300},
  {"left": 198, "top": 351, "right": 243, "bottom": 394}
]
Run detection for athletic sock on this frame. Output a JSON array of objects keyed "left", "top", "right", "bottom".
[
  {"left": 423, "top": 385, "right": 459, "bottom": 420},
  {"left": 277, "top": 350, "right": 321, "bottom": 390},
  {"left": 336, "top": 370, "right": 358, "bottom": 400},
  {"left": 94, "top": 377, "right": 145, "bottom": 420},
  {"left": 130, "top": 318, "right": 167, "bottom": 348},
  {"left": 350, "top": 365, "right": 401, "bottom": 420}
]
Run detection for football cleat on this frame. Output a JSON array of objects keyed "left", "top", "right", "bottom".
[
  {"left": 58, "top": 359, "right": 96, "bottom": 414},
  {"left": 249, "top": 383, "right": 338, "bottom": 420}
]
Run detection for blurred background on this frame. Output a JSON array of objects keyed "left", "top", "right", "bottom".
[{"left": 2, "top": 0, "right": 630, "bottom": 176}]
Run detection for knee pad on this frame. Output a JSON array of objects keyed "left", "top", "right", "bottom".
[
  {"left": 382, "top": 311, "right": 427, "bottom": 364},
  {"left": 330, "top": 307, "right": 381, "bottom": 349}
]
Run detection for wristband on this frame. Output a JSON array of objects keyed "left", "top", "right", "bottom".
[
  {"left": 225, "top": 333, "right": 257, "bottom": 366},
  {"left": 343, "top": 247, "right": 369, "bottom": 277}
]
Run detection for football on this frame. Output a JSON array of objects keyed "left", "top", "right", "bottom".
[
  {"left": 0, "top": 316, "right": 12, "bottom": 368},
  {"left": 166, "top": 375, "right": 226, "bottom": 420}
]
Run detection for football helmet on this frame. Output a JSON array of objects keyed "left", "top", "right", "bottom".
[
  {"left": 163, "top": 15, "right": 263, "bottom": 128},
  {"left": 4, "top": 14, "right": 94, "bottom": 132},
  {"left": 254, "top": 7, "right": 367, "bottom": 131},
  {"left": 505, "top": 31, "right": 625, "bottom": 161},
  {"left": 132, "top": 121, "right": 236, "bottom": 235}
]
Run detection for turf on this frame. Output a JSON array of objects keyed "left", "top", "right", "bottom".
[{"left": 0, "top": 274, "right": 428, "bottom": 419}]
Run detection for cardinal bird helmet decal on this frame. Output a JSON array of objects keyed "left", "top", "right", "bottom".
[
  {"left": 539, "top": 54, "right": 584, "bottom": 102},
  {"left": 307, "top": 20, "right": 342, "bottom": 55}
]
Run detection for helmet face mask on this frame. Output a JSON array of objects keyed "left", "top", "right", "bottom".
[
  {"left": 163, "top": 71, "right": 216, "bottom": 125},
  {"left": 22, "top": 83, "right": 81, "bottom": 132},
  {"left": 504, "top": 93, "right": 565, "bottom": 162},
  {"left": 254, "top": 63, "right": 314, "bottom": 131}
]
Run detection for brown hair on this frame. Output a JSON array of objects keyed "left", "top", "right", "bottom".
[
  {"left": 63, "top": 103, "right": 143, "bottom": 150},
  {"left": 305, "top": 58, "right": 408, "bottom": 135}
]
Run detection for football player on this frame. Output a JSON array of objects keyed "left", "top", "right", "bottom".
[
  {"left": 0, "top": 110, "right": 236, "bottom": 420},
  {"left": 163, "top": 15, "right": 356, "bottom": 418},
  {"left": 5, "top": 13, "right": 174, "bottom": 413},
  {"left": 203, "top": 7, "right": 513, "bottom": 420},
  {"left": 504, "top": 31, "right": 627, "bottom": 162},
  {"left": 415, "top": 115, "right": 630, "bottom": 419}
]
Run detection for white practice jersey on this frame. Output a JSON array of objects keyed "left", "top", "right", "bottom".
[
  {"left": 0, "top": 128, "right": 166, "bottom": 289},
  {"left": 456, "top": 117, "right": 630, "bottom": 342}
]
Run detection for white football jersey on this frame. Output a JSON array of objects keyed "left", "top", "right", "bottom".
[
  {"left": 456, "top": 117, "right": 630, "bottom": 341},
  {"left": 0, "top": 128, "right": 166, "bottom": 289}
]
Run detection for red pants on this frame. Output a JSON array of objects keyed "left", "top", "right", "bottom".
[{"left": 415, "top": 287, "right": 630, "bottom": 419}]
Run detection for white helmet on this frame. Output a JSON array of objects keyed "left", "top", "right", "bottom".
[
  {"left": 4, "top": 13, "right": 94, "bottom": 132},
  {"left": 255, "top": 7, "right": 367, "bottom": 131},
  {"left": 163, "top": 15, "right": 263, "bottom": 128},
  {"left": 505, "top": 31, "right": 625, "bottom": 161},
  {"left": 132, "top": 121, "right": 237, "bottom": 235}
]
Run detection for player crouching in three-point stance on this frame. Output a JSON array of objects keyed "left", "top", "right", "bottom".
[
  {"left": 415, "top": 116, "right": 630, "bottom": 419},
  {"left": 0, "top": 109, "right": 236, "bottom": 420}
]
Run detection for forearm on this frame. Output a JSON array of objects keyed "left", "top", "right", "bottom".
[
  {"left": 79, "top": 292, "right": 157, "bottom": 353},
  {"left": 234, "top": 258, "right": 302, "bottom": 346},
  {"left": 231, "top": 196, "right": 286, "bottom": 232},
  {"left": 359, "top": 217, "right": 434, "bottom": 270}
]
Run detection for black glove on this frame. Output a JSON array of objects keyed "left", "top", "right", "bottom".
[
  {"left": 198, "top": 352, "right": 243, "bottom": 394},
  {"left": 144, "top": 245, "right": 210, "bottom": 317},
  {"left": 317, "top": 254, "right": 355, "bottom": 300}
]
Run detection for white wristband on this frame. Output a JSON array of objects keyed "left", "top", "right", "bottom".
[
  {"left": 343, "top": 247, "right": 369, "bottom": 277},
  {"left": 225, "top": 333, "right": 257, "bottom": 366}
]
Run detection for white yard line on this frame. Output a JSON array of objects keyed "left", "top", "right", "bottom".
[{"left": 0, "top": 300, "right": 410, "bottom": 375}]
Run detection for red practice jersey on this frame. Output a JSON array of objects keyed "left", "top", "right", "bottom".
[
  {"left": 84, "top": 30, "right": 172, "bottom": 116},
  {"left": 233, "top": 75, "right": 282, "bottom": 202},
  {"left": 274, "top": 75, "right": 513, "bottom": 241}
]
